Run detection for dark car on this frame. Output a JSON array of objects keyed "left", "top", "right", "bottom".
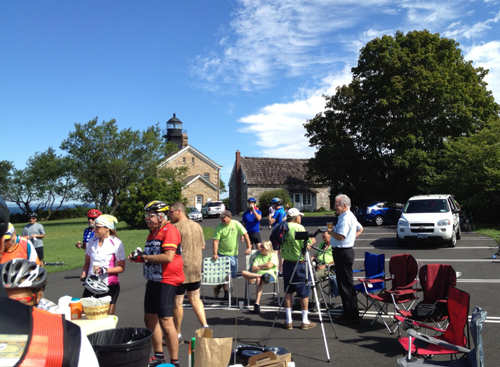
[{"left": 354, "top": 201, "right": 403, "bottom": 226}]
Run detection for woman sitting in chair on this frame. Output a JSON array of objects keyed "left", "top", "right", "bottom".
[{"left": 241, "top": 241, "right": 278, "bottom": 314}]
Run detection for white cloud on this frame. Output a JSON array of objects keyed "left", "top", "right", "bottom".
[
  {"left": 237, "top": 65, "right": 353, "bottom": 158},
  {"left": 443, "top": 10, "right": 500, "bottom": 40},
  {"left": 465, "top": 40, "right": 500, "bottom": 101}
]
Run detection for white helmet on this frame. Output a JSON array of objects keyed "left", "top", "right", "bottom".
[{"left": 83, "top": 275, "right": 109, "bottom": 295}]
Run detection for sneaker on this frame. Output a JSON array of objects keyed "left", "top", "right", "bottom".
[
  {"left": 301, "top": 322, "right": 317, "bottom": 330},
  {"left": 178, "top": 336, "right": 184, "bottom": 345},
  {"left": 213, "top": 285, "right": 221, "bottom": 298},
  {"left": 149, "top": 356, "right": 166, "bottom": 366},
  {"left": 253, "top": 304, "right": 260, "bottom": 314},
  {"left": 283, "top": 322, "right": 293, "bottom": 330}
]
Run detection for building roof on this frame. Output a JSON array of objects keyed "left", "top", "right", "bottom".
[
  {"left": 182, "top": 174, "right": 218, "bottom": 190},
  {"left": 158, "top": 145, "right": 222, "bottom": 170},
  {"left": 239, "top": 157, "right": 317, "bottom": 186}
]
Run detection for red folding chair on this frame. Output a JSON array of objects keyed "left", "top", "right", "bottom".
[
  {"left": 398, "top": 286, "right": 470, "bottom": 359},
  {"left": 396, "top": 264, "right": 457, "bottom": 333},
  {"left": 359, "top": 253, "right": 419, "bottom": 333}
]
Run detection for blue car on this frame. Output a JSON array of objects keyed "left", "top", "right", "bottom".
[{"left": 354, "top": 201, "right": 403, "bottom": 226}]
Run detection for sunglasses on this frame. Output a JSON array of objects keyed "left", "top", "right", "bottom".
[
  {"left": 12, "top": 294, "right": 36, "bottom": 304},
  {"left": 145, "top": 213, "right": 157, "bottom": 219}
]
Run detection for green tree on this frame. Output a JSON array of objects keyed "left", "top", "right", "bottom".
[
  {"left": 305, "top": 30, "right": 499, "bottom": 203},
  {"left": 257, "top": 189, "right": 291, "bottom": 217},
  {"left": 435, "top": 116, "right": 500, "bottom": 220},
  {"left": 0, "top": 160, "right": 14, "bottom": 198},
  {"left": 2, "top": 149, "right": 79, "bottom": 217},
  {"left": 60, "top": 117, "right": 166, "bottom": 214},
  {"left": 116, "top": 177, "right": 184, "bottom": 229},
  {"left": 220, "top": 179, "right": 227, "bottom": 194}
]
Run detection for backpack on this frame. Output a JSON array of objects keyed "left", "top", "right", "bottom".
[{"left": 270, "top": 220, "right": 289, "bottom": 249}]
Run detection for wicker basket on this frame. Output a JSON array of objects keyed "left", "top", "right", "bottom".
[{"left": 83, "top": 304, "right": 110, "bottom": 320}]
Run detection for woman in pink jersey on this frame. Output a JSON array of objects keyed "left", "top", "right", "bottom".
[{"left": 80, "top": 214, "right": 126, "bottom": 315}]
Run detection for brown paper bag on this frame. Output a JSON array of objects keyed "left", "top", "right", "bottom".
[
  {"left": 194, "top": 328, "right": 232, "bottom": 367},
  {"left": 247, "top": 351, "right": 292, "bottom": 367}
]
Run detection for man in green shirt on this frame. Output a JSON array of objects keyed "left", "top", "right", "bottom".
[
  {"left": 281, "top": 208, "right": 317, "bottom": 330},
  {"left": 212, "top": 210, "right": 251, "bottom": 299}
]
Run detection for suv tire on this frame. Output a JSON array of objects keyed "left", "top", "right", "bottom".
[
  {"left": 456, "top": 225, "right": 461, "bottom": 240},
  {"left": 447, "top": 229, "right": 457, "bottom": 248},
  {"left": 374, "top": 215, "right": 384, "bottom": 226}
]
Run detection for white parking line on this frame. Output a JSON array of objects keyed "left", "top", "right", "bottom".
[
  {"left": 355, "top": 258, "right": 499, "bottom": 262},
  {"left": 355, "top": 246, "right": 497, "bottom": 250}
]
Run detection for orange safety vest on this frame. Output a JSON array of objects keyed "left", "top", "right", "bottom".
[
  {"left": 1, "top": 237, "right": 40, "bottom": 265},
  {"left": 20, "top": 308, "right": 65, "bottom": 367}
]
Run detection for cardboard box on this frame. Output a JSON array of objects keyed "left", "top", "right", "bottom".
[{"left": 247, "top": 351, "right": 292, "bottom": 367}]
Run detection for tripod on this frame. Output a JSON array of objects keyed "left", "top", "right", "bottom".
[{"left": 265, "top": 230, "right": 337, "bottom": 362}]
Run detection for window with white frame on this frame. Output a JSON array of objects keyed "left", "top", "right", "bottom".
[{"left": 303, "top": 193, "right": 312, "bottom": 206}]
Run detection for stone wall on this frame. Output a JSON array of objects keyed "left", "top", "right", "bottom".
[
  {"left": 167, "top": 151, "right": 220, "bottom": 188},
  {"left": 182, "top": 179, "right": 218, "bottom": 207}
]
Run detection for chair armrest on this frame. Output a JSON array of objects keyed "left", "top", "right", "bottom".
[
  {"left": 364, "top": 272, "right": 385, "bottom": 279},
  {"left": 407, "top": 329, "right": 471, "bottom": 353},
  {"left": 388, "top": 288, "right": 419, "bottom": 296},
  {"left": 353, "top": 269, "right": 365, "bottom": 273},
  {"left": 359, "top": 278, "right": 385, "bottom": 283}
]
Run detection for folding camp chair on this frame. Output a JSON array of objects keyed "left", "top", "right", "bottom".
[
  {"left": 395, "top": 264, "right": 457, "bottom": 332},
  {"left": 397, "top": 306, "right": 487, "bottom": 367},
  {"left": 398, "top": 286, "right": 470, "bottom": 360},
  {"left": 355, "top": 252, "right": 386, "bottom": 314},
  {"left": 359, "top": 253, "right": 419, "bottom": 333},
  {"left": 245, "top": 250, "right": 280, "bottom": 307},
  {"left": 201, "top": 257, "right": 233, "bottom": 308}
]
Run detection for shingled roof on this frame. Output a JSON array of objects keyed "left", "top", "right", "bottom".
[{"left": 240, "top": 157, "right": 316, "bottom": 186}]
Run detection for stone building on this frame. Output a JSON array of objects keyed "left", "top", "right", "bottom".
[
  {"left": 158, "top": 114, "right": 222, "bottom": 210},
  {"left": 228, "top": 151, "right": 330, "bottom": 214}
]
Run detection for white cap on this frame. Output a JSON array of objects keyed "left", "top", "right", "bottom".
[{"left": 287, "top": 208, "right": 304, "bottom": 218}]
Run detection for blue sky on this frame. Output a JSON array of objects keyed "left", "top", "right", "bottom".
[{"left": 1, "top": 0, "right": 499, "bottom": 199}]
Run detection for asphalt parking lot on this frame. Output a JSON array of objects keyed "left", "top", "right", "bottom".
[{"left": 45, "top": 215, "right": 500, "bottom": 366}]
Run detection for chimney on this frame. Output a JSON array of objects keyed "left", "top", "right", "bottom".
[
  {"left": 182, "top": 133, "right": 188, "bottom": 147},
  {"left": 236, "top": 151, "right": 241, "bottom": 213}
]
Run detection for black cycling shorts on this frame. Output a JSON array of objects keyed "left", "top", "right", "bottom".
[
  {"left": 175, "top": 281, "right": 201, "bottom": 295},
  {"left": 144, "top": 281, "right": 178, "bottom": 318},
  {"left": 82, "top": 284, "right": 120, "bottom": 304},
  {"left": 248, "top": 232, "right": 262, "bottom": 245},
  {"left": 35, "top": 247, "right": 44, "bottom": 261}
]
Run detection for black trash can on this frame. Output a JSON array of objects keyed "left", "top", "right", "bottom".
[{"left": 87, "top": 327, "right": 153, "bottom": 367}]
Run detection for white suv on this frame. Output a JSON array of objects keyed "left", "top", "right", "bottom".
[
  {"left": 397, "top": 194, "right": 461, "bottom": 247},
  {"left": 201, "top": 201, "right": 225, "bottom": 218}
]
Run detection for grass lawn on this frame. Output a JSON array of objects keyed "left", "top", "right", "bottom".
[
  {"left": 303, "top": 211, "right": 336, "bottom": 217},
  {"left": 12, "top": 218, "right": 215, "bottom": 274}
]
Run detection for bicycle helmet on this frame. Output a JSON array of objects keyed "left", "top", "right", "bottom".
[
  {"left": 247, "top": 197, "right": 257, "bottom": 203},
  {"left": 28, "top": 212, "right": 38, "bottom": 218},
  {"left": 144, "top": 200, "right": 169, "bottom": 213},
  {"left": 83, "top": 275, "right": 109, "bottom": 295},
  {"left": 87, "top": 209, "right": 102, "bottom": 219},
  {"left": 1, "top": 259, "right": 47, "bottom": 291},
  {"left": 271, "top": 197, "right": 282, "bottom": 205}
]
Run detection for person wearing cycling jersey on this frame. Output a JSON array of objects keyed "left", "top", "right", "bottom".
[
  {"left": 128, "top": 200, "right": 183, "bottom": 367},
  {"left": 76, "top": 209, "right": 102, "bottom": 250},
  {"left": 1, "top": 223, "right": 41, "bottom": 265},
  {"left": 80, "top": 214, "right": 125, "bottom": 315},
  {"left": 241, "top": 197, "right": 262, "bottom": 250},
  {"left": 0, "top": 258, "right": 99, "bottom": 366}
]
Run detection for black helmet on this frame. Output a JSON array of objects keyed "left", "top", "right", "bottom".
[
  {"left": 1, "top": 259, "right": 47, "bottom": 291},
  {"left": 28, "top": 212, "right": 38, "bottom": 218},
  {"left": 0, "top": 196, "right": 8, "bottom": 238},
  {"left": 144, "top": 200, "right": 169, "bottom": 213}
]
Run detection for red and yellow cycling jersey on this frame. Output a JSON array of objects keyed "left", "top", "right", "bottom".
[{"left": 143, "top": 222, "right": 184, "bottom": 286}]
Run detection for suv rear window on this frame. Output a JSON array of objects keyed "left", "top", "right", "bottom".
[
  {"left": 404, "top": 199, "right": 449, "bottom": 214},
  {"left": 208, "top": 202, "right": 223, "bottom": 207}
]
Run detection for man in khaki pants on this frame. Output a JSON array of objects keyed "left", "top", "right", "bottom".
[{"left": 168, "top": 202, "right": 209, "bottom": 345}]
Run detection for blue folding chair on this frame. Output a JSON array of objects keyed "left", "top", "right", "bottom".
[{"left": 355, "top": 252, "right": 386, "bottom": 316}]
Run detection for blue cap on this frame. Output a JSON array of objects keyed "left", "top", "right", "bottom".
[{"left": 247, "top": 197, "right": 256, "bottom": 203}]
